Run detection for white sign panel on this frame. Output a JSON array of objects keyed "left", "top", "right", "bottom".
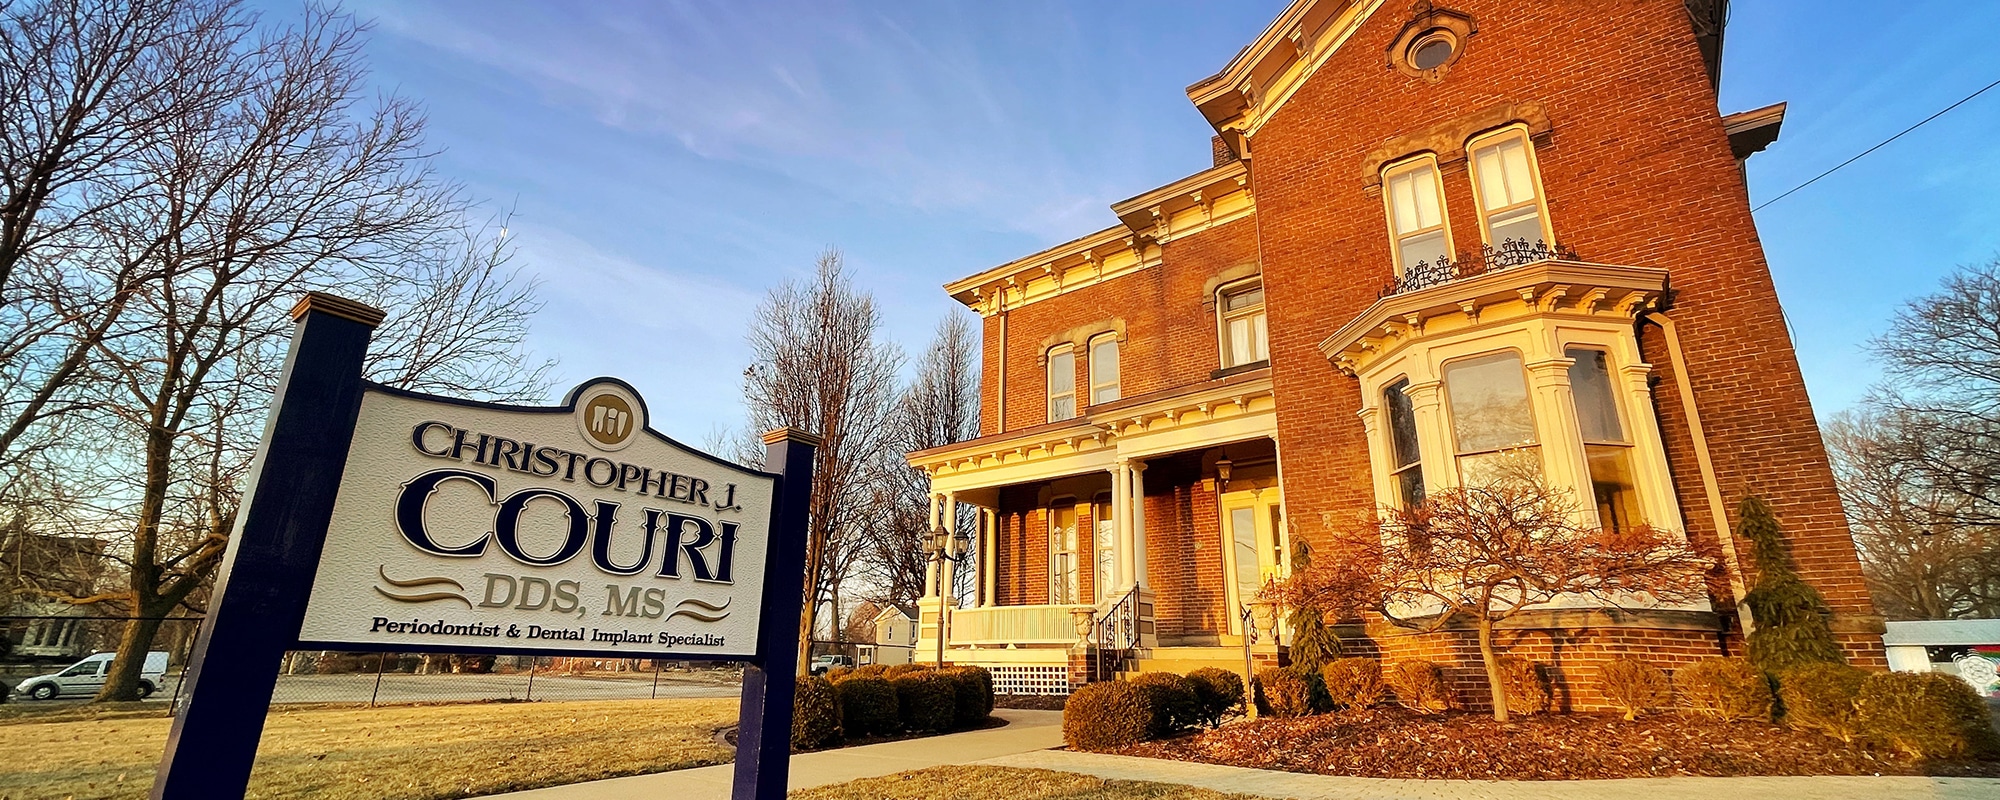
[{"left": 300, "top": 379, "right": 775, "bottom": 658}]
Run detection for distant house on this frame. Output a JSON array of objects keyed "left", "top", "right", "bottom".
[
  {"left": 1883, "top": 619, "right": 2000, "bottom": 698},
  {"left": 862, "top": 605, "right": 917, "bottom": 666}
]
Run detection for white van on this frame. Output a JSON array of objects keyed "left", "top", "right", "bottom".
[{"left": 14, "top": 651, "right": 169, "bottom": 701}]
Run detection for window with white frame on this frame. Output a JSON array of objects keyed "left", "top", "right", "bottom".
[
  {"left": 1383, "top": 378, "right": 1425, "bottom": 508},
  {"left": 1088, "top": 334, "right": 1120, "bottom": 405},
  {"left": 1568, "top": 347, "right": 1640, "bottom": 533},
  {"left": 1443, "top": 352, "right": 1541, "bottom": 486},
  {"left": 1469, "top": 129, "right": 1550, "bottom": 247},
  {"left": 1049, "top": 501, "right": 1080, "bottom": 604},
  {"left": 1218, "top": 280, "right": 1268, "bottom": 368},
  {"left": 1383, "top": 157, "right": 1451, "bottom": 272},
  {"left": 1047, "top": 344, "right": 1076, "bottom": 422}
]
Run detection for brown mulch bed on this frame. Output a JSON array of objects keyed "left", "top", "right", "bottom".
[
  {"left": 995, "top": 694, "right": 1067, "bottom": 711},
  {"left": 1116, "top": 707, "right": 2000, "bottom": 780}
]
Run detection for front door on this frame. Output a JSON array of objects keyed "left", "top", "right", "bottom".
[{"left": 1220, "top": 488, "right": 1287, "bottom": 636}]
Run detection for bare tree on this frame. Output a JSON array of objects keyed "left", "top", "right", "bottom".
[
  {"left": 861, "top": 312, "right": 979, "bottom": 610},
  {"left": 1826, "top": 408, "right": 2000, "bottom": 619},
  {"left": 0, "top": 0, "right": 252, "bottom": 475},
  {"left": 0, "top": 3, "right": 553, "bottom": 701},
  {"left": 739, "top": 248, "right": 902, "bottom": 673},
  {"left": 1867, "top": 259, "right": 2000, "bottom": 528},
  {"left": 1284, "top": 480, "right": 1713, "bottom": 721}
]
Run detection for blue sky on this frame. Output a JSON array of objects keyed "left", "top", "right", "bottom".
[{"left": 326, "top": 0, "right": 2000, "bottom": 440}]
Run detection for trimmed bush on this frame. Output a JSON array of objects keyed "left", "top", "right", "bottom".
[
  {"left": 1596, "top": 657, "right": 1669, "bottom": 721},
  {"left": 824, "top": 666, "right": 854, "bottom": 682},
  {"left": 853, "top": 663, "right": 889, "bottom": 678},
  {"left": 792, "top": 675, "right": 843, "bottom": 750},
  {"left": 1186, "top": 667, "right": 1245, "bottom": 727},
  {"left": 1777, "top": 662, "right": 1867, "bottom": 742},
  {"left": 1064, "top": 681, "right": 1162, "bottom": 750},
  {"left": 833, "top": 675, "right": 899, "bottom": 737},
  {"left": 884, "top": 663, "right": 931, "bottom": 678},
  {"left": 1320, "top": 658, "right": 1386, "bottom": 710},
  {"left": 1497, "top": 656, "right": 1553, "bottom": 715},
  {"left": 1387, "top": 660, "right": 1451, "bottom": 713},
  {"left": 1674, "top": 657, "right": 1773, "bottom": 722},
  {"left": 1255, "top": 666, "right": 1320, "bottom": 717},
  {"left": 1856, "top": 671, "right": 2000, "bottom": 759},
  {"left": 890, "top": 671, "right": 956, "bottom": 733},
  {"left": 937, "top": 666, "right": 993, "bottom": 729},
  {"left": 1129, "top": 672, "right": 1202, "bottom": 732}
]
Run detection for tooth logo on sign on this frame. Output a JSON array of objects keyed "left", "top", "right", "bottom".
[{"left": 578, "top": 386, "right": 638, "bottom": 451}]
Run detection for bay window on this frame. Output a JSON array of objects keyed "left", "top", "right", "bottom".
[
  {"left": 1442, "top": 352, "right": 1541, "bottom": 486},
  {"left": 1568, "top": 347, "right": 1640, "bottom": 533},
  {"left": 1383, "top": 379, "right": 1425, "bottom": 508}
]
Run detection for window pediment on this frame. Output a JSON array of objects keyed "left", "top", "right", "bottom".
[{"left": 1319, "top": 259, "right": 1665, "bottom": 377}]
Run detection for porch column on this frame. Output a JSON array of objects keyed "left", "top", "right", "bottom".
[
  {"left": 1129, "top": 460, "right": 1149, "bottom": 590},
  {"left": 923, "top": 492, "right": 941, "bottom": 598},
  {"left": 981, "top": 507, "right": 998, "bottom": 607},
  {"left": 1110, "top": 464, "right": 1131, "bottom": 592},
  {"left": 943, "top": 491, "right": 959, "bottom": 599}
]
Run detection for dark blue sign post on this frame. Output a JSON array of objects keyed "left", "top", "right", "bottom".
[{"left": 151, "top": 293, "right": 815, "bottom": 800}]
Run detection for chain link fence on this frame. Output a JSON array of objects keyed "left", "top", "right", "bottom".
[{"left": 0, "top": 615, "right": 742, "bottom": 708}]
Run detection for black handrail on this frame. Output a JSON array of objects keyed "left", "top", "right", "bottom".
[
  {"left": 1380, "top": 239, "right": 1578, "bottom": 298},
  {"left": 1090, "top": 587, "right": 1141, "bottom": 681}
]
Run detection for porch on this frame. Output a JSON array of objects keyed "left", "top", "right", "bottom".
[{"left": 906, "top": 371, "right": 1292, "bottom": 692}]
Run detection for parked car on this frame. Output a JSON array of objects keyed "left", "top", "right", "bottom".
[
  {"left": 808, "top": 654, "right": 853, "bottom": 676},
  {"left": 16, "top": 651, "right": 168, "bottom": 701}
]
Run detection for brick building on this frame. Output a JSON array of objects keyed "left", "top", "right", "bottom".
[{"left": 905, "top": 0, "right": 1886, "bottom": 705}]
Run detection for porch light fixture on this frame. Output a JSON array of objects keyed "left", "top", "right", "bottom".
[
  {"left": 1215, "top": 458, "right": 1233, "bottom": 491},
  {"left": 928, "top": 522, "right": 973, "bottom": 665}
]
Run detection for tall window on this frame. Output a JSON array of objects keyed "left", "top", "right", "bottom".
[
  {"left": 1443, "top": 352, "right": 1540, "bottom": 486},
  {"left": 1568, "top": 348, "right": 1640, "bottom": 533},
  {"left": 1218, "top": 280, "right": 1268, "bottom": 368},
  {"left": 1092, "top": 493, "right": 1115, "bottom": 601},
  {"left": 1047, "top": 345, "right": 1075, "bottom": 422},
  {"left": 1384, "top": 157, "right": 1450, "bottom": 271},
  {"left": 1088, "top": 334, "right": 1120, "bottom": 405},
  {"left": 1383, "top": 379, "right": 1425, "bottom": 508},
  {"left": 1049, "top": 502, "right": 1080, "bottom": 604},
  {"left": 1469, "top": 130, "right": 1549, "bottom": 247}
]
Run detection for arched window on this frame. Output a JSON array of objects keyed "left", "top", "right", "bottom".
[
  {"left": 1468, "top": 126, "right": 1552, "bottom": 247},
  {"left": 1217, "top": 279, "right": 1268, "bottom": 368},
  {"left": 1382, "top": 155, "right": 1451, "bottom": 272},
  {"left": 1046, "top": 344, "right": 1076, "bottom": 422},
  {"left": 1088, "top": 333, "right": 1120, "bottom": 405}
]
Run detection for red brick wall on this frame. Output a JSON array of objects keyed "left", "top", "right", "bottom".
[
  {"left": 1244, "top": 0, "right": 1881, "bottom": 661},
  {"left": 980, "top": 217, "right": 1261, "bottom": 435}
]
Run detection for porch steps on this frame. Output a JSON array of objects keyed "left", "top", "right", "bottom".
[{"left": 1119, "top": 646, "right": 1257, "bottom": 679}]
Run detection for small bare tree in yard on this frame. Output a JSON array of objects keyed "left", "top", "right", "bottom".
[
  {"left": 740, "top": 249, "right": 902, "bottom": 673},
  {"left": 861, "top": 312, "right": 979, "bottom": 610},
  {"left": 1284, "top": 480, "right": 1712, "bottom": 721}
]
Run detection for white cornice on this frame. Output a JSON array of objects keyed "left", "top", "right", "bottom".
[{"left": 1186, "top": 0, "right": 1384, "bottom": 147}]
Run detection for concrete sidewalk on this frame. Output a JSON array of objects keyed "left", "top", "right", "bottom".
[
  {"left": 981, "top": 749, "right": 2000, "bottom": 800},
  {"left": 479, "top": 708, "right": 1063, "bottom": 800}
]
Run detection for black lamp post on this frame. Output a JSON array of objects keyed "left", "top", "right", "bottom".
[{"left": 928, "top": 523, "right": 972, "bottom": 666}]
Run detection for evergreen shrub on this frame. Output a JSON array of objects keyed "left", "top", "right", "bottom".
[
  {"left": 792, "top": 675, "right": 843, "bottom": 750},
  {"left": 1320, "top": 657, "right": 1386, "bottom": 710},
  {"left": 1674, "top": 657, "right": 1773, "bottom": 722}
]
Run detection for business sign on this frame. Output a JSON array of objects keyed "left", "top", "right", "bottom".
[{"left": 298, "top": 378, "right": 775, "bottom": 658}]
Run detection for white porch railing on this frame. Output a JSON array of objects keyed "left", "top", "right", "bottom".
[{"left": 948, "top": 604, "right": 1091, "bottom": 646}]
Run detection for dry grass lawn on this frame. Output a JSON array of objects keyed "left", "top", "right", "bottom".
[
  {"left": 791, "top": 766, "right": 1260, "bottom": 800},
  {"left": 0, "top": 698, "right": 736, "bottom": 800}
]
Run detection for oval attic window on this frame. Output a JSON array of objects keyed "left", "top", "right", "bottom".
[{"left": 1410, "top": 34, "right": 1456, "bottom": 70}]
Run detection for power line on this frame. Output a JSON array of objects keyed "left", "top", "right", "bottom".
[{"left": 1753, "top": 77, "right": 2000, "bottom": 212}]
